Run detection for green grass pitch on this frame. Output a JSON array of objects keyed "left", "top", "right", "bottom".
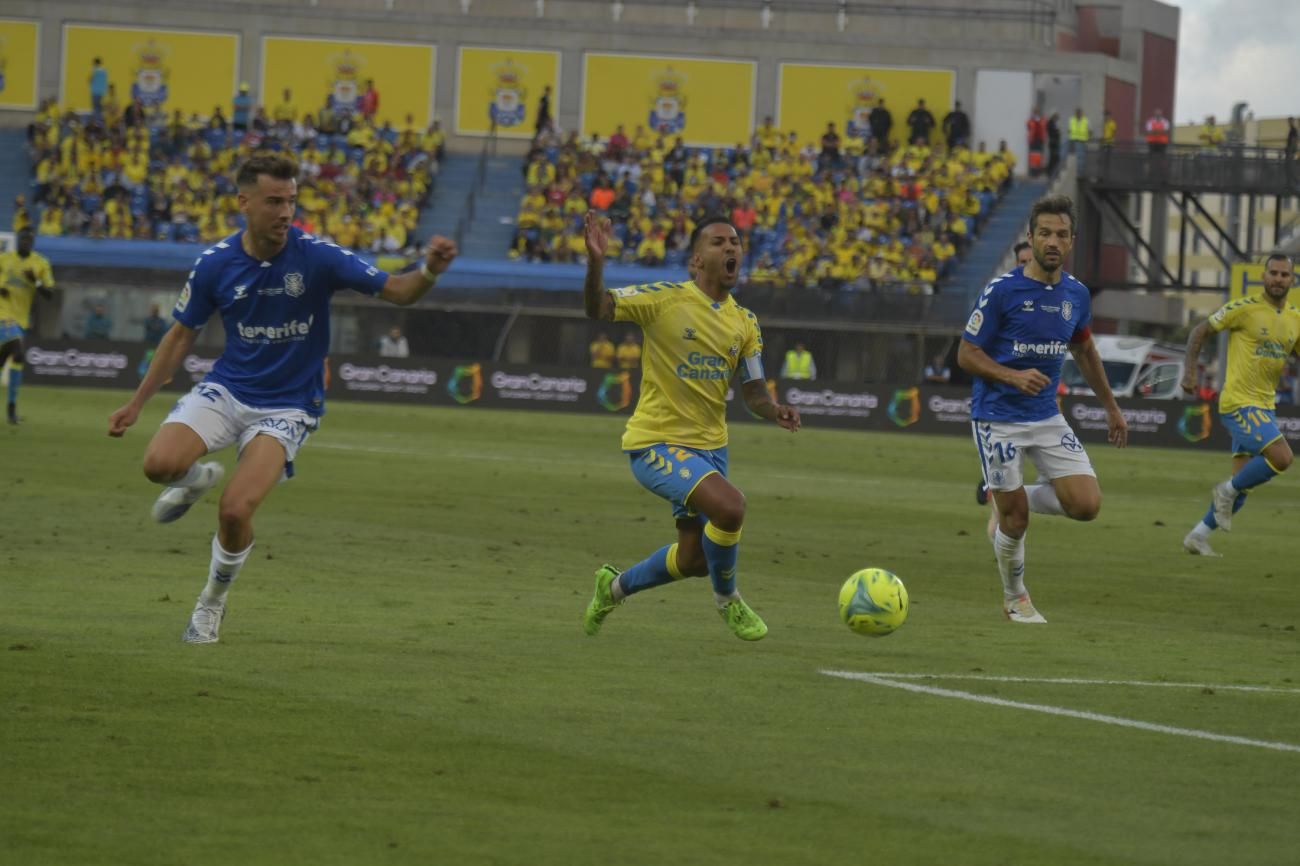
[{"left": 2, "top": 387, "right": 1298, "bottom": 866}]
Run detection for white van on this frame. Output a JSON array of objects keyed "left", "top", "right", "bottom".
[{"left": 1059, "top": 335, "right": 1186, "bottom": 400}]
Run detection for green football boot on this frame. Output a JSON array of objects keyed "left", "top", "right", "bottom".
[
  {"left": 718, "top": 597, "right": 768, "bottom": 641},
  {"left": 583, "top": 565, "right": 623, "bottom": 636}
]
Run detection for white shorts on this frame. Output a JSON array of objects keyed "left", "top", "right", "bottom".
[
  {"left": 972, "top": 415, "right": 1095, "bottom": 492},
  {"left": 164, "top": 382, "right": 319, "bottom": 478}
]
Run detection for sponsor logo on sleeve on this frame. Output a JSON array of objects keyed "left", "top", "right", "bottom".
[
  {"left": 965, "top": 309, "right": 984, "bottom": 336},
  {"left": 175, "top": 283, "right": 191, "bottom": 313}
]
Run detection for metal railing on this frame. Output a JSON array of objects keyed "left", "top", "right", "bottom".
[
  {"left": 453, "top": 123, "right": 498, "bottom": 250},
  {"left": 1081, "top": 142, "right": 1300, "bottom": 195}
]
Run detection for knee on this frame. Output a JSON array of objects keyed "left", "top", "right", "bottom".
[
  {"left": 1000, "top": 511, "right": 1030, "bottom": 537},
  {"left": 1065, "top": 495, "right": 1101, "bottom": 522},
  {"left": 142, "top": 452, "right": 191, "bottom": 485},
  {"left": 1269, "top": 450, "right": 1293, "bottom": 472},
  {"left": 218, "top": 495, "right": 256, "bottom": 531},
  {"left": 708, "top": 493, "right": 746, "bottom": 532}
]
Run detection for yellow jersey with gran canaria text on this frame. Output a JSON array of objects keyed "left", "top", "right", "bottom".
[
  {"left": 1208, "top": 294, "right": 1300, "bottom": 413},
  {"left": 0, "top": 250, "right": 55, "bottom": 329},
  {"left": 611, "top": 280, "right": 765, "bottom": 451}
]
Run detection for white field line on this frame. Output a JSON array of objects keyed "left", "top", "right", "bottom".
[
  {"left": 832, "top": 672, "right": 1300, "bottom": 695},
  {"left": 820, "top": 671, "right": 1300, "bottom": 754}
]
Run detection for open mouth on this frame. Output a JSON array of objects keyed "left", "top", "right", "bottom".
[{"left": 724, "top": 257, "right": 738, "bottom": 276}]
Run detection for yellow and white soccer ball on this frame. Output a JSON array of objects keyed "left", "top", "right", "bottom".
[{"left": 838, "top": 568, "right": 909, "bottom": 636}]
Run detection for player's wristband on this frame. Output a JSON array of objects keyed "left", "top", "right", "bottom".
[{"left": 419, "top": 263, "right": 437, "bottom": 283}]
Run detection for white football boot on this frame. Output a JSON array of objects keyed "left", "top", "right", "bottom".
[
  {"left": 182, "top": 599, "right": 225, "bottom": 644},
  {"left": 1003, "top": 593, "right": 1047, "bottom": 624}
]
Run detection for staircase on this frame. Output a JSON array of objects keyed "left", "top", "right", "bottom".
[
  {"left": 0, "top": 129, "right": 31, "bottom": 232},
  {"left": 417, "top": 152, "right": 523, "bottom": 259},
  {"left": 945, "top": 178, "right": 1048, "bottom": 303}
]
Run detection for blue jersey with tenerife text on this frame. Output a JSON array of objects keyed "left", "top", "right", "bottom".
[
  {"left": 172, "top": 228, "right": 388, "bottom": 415},
  {"left": 962, "top": 266, "right": 1092, "bottom": 422}
]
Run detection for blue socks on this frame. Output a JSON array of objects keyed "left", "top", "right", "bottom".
[
  {"left": 7, "top": 367, "right": 20, "bottom": 407},
  {"left": 702, "top": 523, "right": 742, "bottom": 597},
  {"left": 1199, "top": 454, "right": 1284, "bottom": 530},
  {"left": 1231, "top": 455, "right": 1280, "bottom": 492},
  {"left": 617, "top": 543, "right": 683, "bottom": 597},
  {"left": 1201, "top": 492, "right": 1247, "bottom": 530},
  {"left": 615, "top": 522, "right": 743, "bottom": 601}
]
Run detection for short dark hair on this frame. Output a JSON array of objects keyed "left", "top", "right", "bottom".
[
  {"left": 1013, "top": 241, "right": 1030, "bottom": 255},
  {"left": 1264, "top": 252, "right": 1294, "bottom": 271},
  {"left": 235, "top": 155, "right": 299, "bottom": 189},
  {"left": 689, "top": 216, "right": 738, "bottom": 252},
  {"left": 1028, "top": 194, "right": 1076, "bottom": 235}
]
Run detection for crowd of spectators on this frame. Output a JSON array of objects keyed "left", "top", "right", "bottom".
[
  {"left": 23, "top": 73, "right": 444, "bottom": 255},
  {"left": 509, "top": 100, "right": 1016, "bottom": 294}
]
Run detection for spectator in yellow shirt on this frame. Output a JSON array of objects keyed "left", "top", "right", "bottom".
[
  {"left": 526, "top": 155, "right": 556, "bottom": 187},
  {"left": 272, "top": 89, "right": 297, "bottom": 125},
  {"left": 12, "top": 195, "right": 32, "bottom": 233},
  {"left": 589, "top": 332, "right": 616, "bottom": 368},
  {"left": 39, "top": 205, "right": 63, "bottom": 237},
  {"left": 1198, "top": 116, "right": 1224, "bottom": 153},
  {"left": 422, "top": 121, "right": 446, "bottom": 161},
  {"left": 330, "top": 216, "right": 358, "bottom": 250},
  {"left": 616, "top": 333, "right": 642, "bottom": 369},
  {"left": 636, "top": 228, "right": 667, "bottom": 265}
]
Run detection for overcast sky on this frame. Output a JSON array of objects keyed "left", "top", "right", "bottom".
[{"left": 1175, "top": 0, "right": 1297, "bottom": 124}]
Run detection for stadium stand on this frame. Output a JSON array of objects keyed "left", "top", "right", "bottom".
[
  {"left": 507, "top": 121, "right": 1017, "bottom": 294},
  {"left": 21, "top": 96, "right": 441, "bottom": 255},
  {"left": 0, "top": 129, "right": 32, "bottom": 232}
]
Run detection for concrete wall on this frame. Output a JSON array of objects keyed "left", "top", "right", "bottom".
[{"left": 3, "top": 0, "right": 1145, "bottom": 150}]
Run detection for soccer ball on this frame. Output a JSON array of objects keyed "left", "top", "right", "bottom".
[{"left": 838, "top": 568, "right": 909, "bottom": 637}]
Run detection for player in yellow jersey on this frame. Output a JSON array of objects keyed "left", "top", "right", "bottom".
[
  {"left": 0, "top": 228, "right": 56, "bottom": 424},
  {"left": 1181, "top": 253, "right": 1300, "bottom": 555},
  {"left": 580, "top": 212, "right": 801, "bottom": 640}
]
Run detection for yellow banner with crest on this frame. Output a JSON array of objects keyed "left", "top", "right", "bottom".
[
  {"left": 456, "top": 47, "right": 559, "bottom": 138},
  {"left": 0, "top": 19, "right": 39, "bottom": 110},
  {"left": 60, "top": 25, "right": 238, "bottom": 118},
  {"left": 261, "top": 36, "right": 434, "bottom": 130},
  {"left": 777, "top": 63, "right": 955, "bottom": 148},
  {"left": 582, "top": 53, "right": 756, "bottom": 148}
]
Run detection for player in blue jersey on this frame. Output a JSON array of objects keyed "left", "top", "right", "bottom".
[
  {"left": 976, "top": 240, "right": 1034, "bottom": 506},
  {"left": 107, "top": 155, "right": 458, "bottom": 644},
  {"left": 958, "top": 195, "right": 1128, "bottom": 623}
]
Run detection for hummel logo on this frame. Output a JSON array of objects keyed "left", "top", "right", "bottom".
[
  {"left": 232, "top": 285, "right": 249, "bottom": 301},
  {"left": 682, "top": 327, "right": 697, "bottom": 340}
]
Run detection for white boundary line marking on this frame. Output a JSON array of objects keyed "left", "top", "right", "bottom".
[
  {"left": 820, "top": 671, "right": 1300, "bottom": 754},
  {"left": 838, "top": 672, "right": 1300, "bottom": 695}
]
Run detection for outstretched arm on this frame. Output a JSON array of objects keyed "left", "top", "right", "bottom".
[
  {"left": 583, "top": 211, "right": 615, "bottom": 321},
  {"left": 107, "top": 321, "right": 199, "bottom": 436},
  {"left": 380, "top": 237, "right": 459, "bottom": 306}
]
